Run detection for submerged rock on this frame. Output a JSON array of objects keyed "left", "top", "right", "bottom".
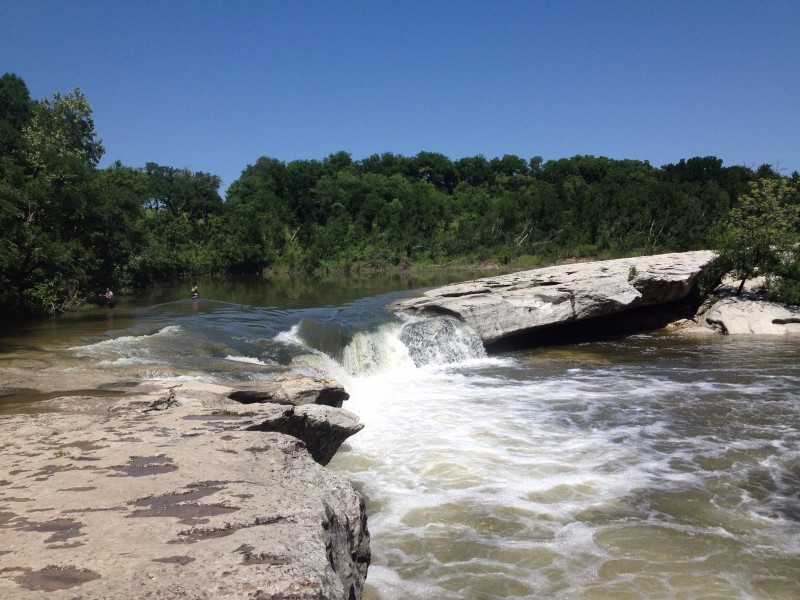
[
  {"left": 0, "top": 377, "right": 369, "bottom": 599},
  {"left": 392, "top": 251, "right": 718, "bottom": 345}
]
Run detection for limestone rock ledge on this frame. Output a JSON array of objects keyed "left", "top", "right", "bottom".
[
  {"left": 392, "top": 251, "right": 717, "bottom": 345},
  {"left": 0, "top": 377, "right": 369, "bottom": 599},
  {"left": 701, "top": 297, "right": 800, "bottom": 334},
  {"left": 228, "top": 375, "right": 350, "bottom": 409},
  {"left": 696, "top": 276, "right": 800, "bottom": 335}
]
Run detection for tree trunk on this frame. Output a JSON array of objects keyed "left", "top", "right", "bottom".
[{"left": 736, "top": 270, "right": 752, "bottom": 296}]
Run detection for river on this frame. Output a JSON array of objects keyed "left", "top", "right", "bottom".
[{"left": 1, "top": 274, "right": 798, "bottom": 599}]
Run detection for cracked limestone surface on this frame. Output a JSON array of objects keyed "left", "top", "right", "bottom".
[
  {"left": 392, "top": 251, "right": 718, "bottom": 344},
  {"left": 0, "top": 379, "right": 369, "bottom": 599}
]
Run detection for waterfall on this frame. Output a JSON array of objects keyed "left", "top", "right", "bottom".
[
  {"left": 282, "top": 315, "right": 487, "bottom": 379},
  {"left": 342, "top": 315, "right": 486, "bottom": 377},
  {"left": 398, "top": 316, "right": 486, "bottom": 367}
]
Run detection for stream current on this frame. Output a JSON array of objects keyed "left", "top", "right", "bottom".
[{"left": 1, "top": 276, "right": 798, "bottom": 599}]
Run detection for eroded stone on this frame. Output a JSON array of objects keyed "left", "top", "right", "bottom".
[
  {"left": 392, "top": 251, "right": 718, "bottom": 345},
  {"left": 0, "top": 377, "right": 369, "bottom": 599},
  {"left": 15, "top": 565, "right": 100, "bottom": 591}
]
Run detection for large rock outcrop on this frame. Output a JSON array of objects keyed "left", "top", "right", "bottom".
[
  {"left": 0, "top": 378, "right": 369, "bottom": 599},
  {"left": 392, "top": 251, "right": 718, "bottom": 345}
]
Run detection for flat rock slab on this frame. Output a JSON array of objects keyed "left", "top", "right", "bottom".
[
  {"left": 0, "top": 381, "right": 369, "bottom": 599},
  {"left": 392, "top": 251, "right": 717, "bottom": 344}
]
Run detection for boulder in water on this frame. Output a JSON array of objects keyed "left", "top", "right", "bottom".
[{"left": 245, "top": 403, "right": 364, "bottom": 466}]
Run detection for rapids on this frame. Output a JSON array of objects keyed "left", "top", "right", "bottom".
[{"left": 0, "top": 277, "right": 798, "bottom": 599}]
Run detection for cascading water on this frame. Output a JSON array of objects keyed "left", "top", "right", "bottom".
[
  {"left": 322, "top": 324, "right": 800, "bottom": 600},
  {"left": 3, "top": 283, "right": 798, "bottom": 600},
  {"left": 284, "top": 314, "right": 488, "bottom": 378},
  {"left": 398, "top": 316, "right": 486, "bottom": 367}
]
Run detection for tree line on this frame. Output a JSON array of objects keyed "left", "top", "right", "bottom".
[{"left": 1, "top": 73, "right": 798, "bottom": 317}]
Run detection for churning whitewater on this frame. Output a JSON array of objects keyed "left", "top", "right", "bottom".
[
  {"left": 283, "top": 313, "right": 800, "bottom": 599},
  {"left": 9, "top": 286, "right": 799, "bottom": 599}
]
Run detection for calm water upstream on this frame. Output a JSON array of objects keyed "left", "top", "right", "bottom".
[{"left": 1, "top": 274, "right": 798, "bottom": 599}]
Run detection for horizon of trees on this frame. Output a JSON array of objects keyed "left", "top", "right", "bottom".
[{"left": 2, "top": 73, "right": 799, "bottom": 318}]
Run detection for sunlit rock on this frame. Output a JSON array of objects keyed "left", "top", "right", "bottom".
[
  {"left": 702, "top": 297, "right": 800, "bottom": 334},
  {"left": 0, "top": 377, "right": 369, "bottom": 599},
  {"left": 228, "top": 374, "right": 350, "bottom": 407},
  {"left": 392, "top": 251, "right": 718, "bottom": 345}
]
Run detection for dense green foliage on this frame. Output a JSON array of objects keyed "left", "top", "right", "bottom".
[
  {"left": 713, "top": 178, "right": 800, "bottom": 299},
  {"left": 2, "top": 74, "right": 799, "bottom": 317}
]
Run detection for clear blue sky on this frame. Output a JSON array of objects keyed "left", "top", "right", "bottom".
[{"left": 3, "top": 1, "right": 799, "bottom": 192}]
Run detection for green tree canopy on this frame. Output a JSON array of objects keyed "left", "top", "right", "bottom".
[
  {"left": 1, "top": 84, "right": 106, "bottom": 313},
  {"left": 0, "top": 73, "right": 33, "bottom": 158},
  {"left": 21, "top": 88, "right": 104, "bottom": 179},
  {"left": 6, "top": 73, "right": 797, "bottom": 319},
  {"left": 713, "top": 178, "right": 800, "bottom": 295}
]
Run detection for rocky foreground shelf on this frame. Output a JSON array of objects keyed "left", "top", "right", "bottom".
[{"left": 0, "top": 375, "right": 369, "bottom": 599}]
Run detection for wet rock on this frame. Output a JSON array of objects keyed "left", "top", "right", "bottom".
[{"left": 13, "top": 565, "right": 101, "bottom": 592}]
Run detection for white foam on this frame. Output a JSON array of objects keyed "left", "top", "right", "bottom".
[
  {"left": 329, "top": 341, "right": 800, "bottom": 599},
  {"left": 273, "top": 324, "right": 305, "bottom": 348},
  {"left": 273, "top": 315, "right": 491, "bottom": 387},
  {"left": 136, "top": 372, "right": 211, "bottom": 383},
  {"left": 69, "top": 325, "right": 183, "bottom": 357},
  {"left": 341, "top": 324, "right": 415, "bottom": 377},
  {"left": 224, "top": 355, "right": 269, "bottom": 366},
  {"left": 96, "top": 357, "right": 156, "bottom": 367}
]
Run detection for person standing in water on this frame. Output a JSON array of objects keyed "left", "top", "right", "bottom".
[
  {"left": 190, "top": 282, "right": 199, "bottom": 299},
  {"left": 100, "top": 288, "right": 114, "bottom": 308}
]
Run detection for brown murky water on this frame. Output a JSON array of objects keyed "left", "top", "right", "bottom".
[
  {"left": 1, "top": 274, "right": 798, "bottom": 598},
  {"left": 330, "top": 335, "right": 800, "bottom": 599}
]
